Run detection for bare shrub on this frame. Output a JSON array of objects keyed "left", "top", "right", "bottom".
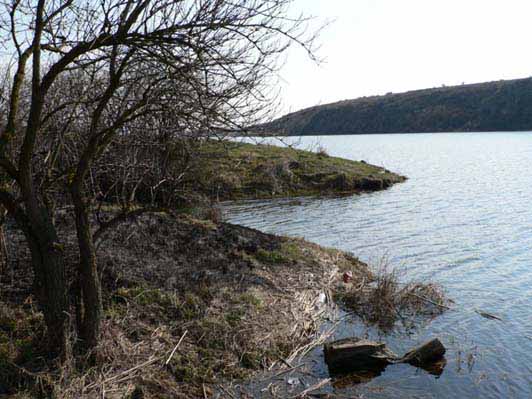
[
  {"left": 316, "top": 145, "right": 329, "bottom": 157},
  {"left": 0, "top": 0, "right": 321, "bottom": 356}
]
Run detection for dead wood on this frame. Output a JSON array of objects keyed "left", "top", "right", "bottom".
[
  {"left": 323, "top": 338, "right": 396, "bottom": 372},
  {"left": 324, "top": 337, "right": 446, "bottom": 378}
]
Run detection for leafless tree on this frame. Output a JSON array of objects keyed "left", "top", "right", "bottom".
[{"left": 0, "top": 0, "right": 317, "bottom": 357}]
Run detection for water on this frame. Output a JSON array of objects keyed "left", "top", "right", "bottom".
[{"left": 222, "top": 133, "right": 532, "bottom": 398}]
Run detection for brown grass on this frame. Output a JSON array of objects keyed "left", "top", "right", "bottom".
[
  {"left": 0, "top": 212, "right": 370, "bottom": 398},
  {"left": 335, "top": 257, "right": 449, "bottom": 332},
  {"left": 0, "top": 210, "right": 448, "bottom": 398}
]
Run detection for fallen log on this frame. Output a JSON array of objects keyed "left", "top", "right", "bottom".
[
  {"left": 323, "top": 337, "right": 446, "bottom": 378},
  {"left": 323, "top": 338, "right": 396, "bottom": 373}
]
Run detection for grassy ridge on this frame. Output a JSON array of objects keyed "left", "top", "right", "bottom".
[{"left": 186, "top": 141, "right": 406, "bottom": 200}]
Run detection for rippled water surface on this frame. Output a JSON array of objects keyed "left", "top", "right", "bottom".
[{"left": 223, "top": 133, "right": 532, "bottom": 398}]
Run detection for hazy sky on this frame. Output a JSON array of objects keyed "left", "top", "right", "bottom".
[{"left": 278, "top": 0, "right": 532, "bottom": 115}]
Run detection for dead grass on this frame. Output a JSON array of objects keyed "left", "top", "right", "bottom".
[
  {"left": 316, "top": 145, "right": 329, "bottom": 157},
  {"left": 0, "top": 212, "right": 370, "bottom": 398},
  {"left": 335, "top": 257, "right": 450, "bottom": 332},
  {"left": 0, "top": 211, "right": 448, "bottom": 398}
]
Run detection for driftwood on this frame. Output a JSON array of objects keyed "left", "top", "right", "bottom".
[
  {"left": 324, "top": 338, "right": 396, "bottom": 372},
  {"left": 475, "top": 309, "right": 503, "bottom": 321},
  {"left": 324, "top": 337, "right": 446, "bottom": 377}
]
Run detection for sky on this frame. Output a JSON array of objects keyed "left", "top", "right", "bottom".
[{"left": 278, "top": 0, "right": 532, "bottom": 115}]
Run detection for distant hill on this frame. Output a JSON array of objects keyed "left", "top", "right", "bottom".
[{"left": 262, "top": 77, "right": 532, "bottom": 135}]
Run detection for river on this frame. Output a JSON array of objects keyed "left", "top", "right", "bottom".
[{"left": 222, "top": 133, "right": 532, "bottom": 398}]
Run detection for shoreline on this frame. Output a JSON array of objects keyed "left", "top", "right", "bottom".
[
  {"left": 1, "top": 213, "right": 373, "bottom": 397},
  {"left": 0, "top": 142, "right": 440, "bottom": 398}
]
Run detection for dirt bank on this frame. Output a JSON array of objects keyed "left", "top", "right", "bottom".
[{"left": 0, "top": 212, "right": 371, "bottom": 398}]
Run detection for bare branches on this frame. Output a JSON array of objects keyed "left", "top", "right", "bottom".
[
  {"left": 0, "top": 0, "right": 321, "bottom": 216},
  {"left": 93, "top": 206, "right": 167, "bottom": 244},
  {"left": 0, "top": 0, "right": 321, "bottom": 354}
]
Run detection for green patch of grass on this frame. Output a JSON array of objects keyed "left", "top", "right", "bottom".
[
  {"left": 113, "top": 287, "right": 207, "bottom": 321},
  {"left": 225, "top": 308, "right": 246, "bottom": 327},
  {"left": 238, "top": 293, "right": 262, "bottom": 308},
  {"left": 183, "top": 140, "right": 405, "bottom": 201},
  {"left": 280, "top": 241, "right": 302, "bottom": 259},
  {"left": 253, "top": 242, "right": 304, "bottom": 266},
  {"left": 167, "top": 352, "right": 218, "bottom": 383},
  {"left": 115, "top": 287, "right": 175, "bottom": 307},
  {"left": 255, "top": 248, "right": 288, "bottom": 264},
  {"left": 240, "top": 351, "right": 261, "bottom": 369},
  {"left": 0, "top": 304, "right": 48, "bottom": 395}
]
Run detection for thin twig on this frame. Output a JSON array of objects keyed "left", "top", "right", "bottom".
[
  {"left": 292, "top": 378, "right": 331, "bottom": 398},
  {"left": 165, "top": 330, "right": 188, "bottom": 365},
  {"left": 89, "top": 355, "right": 162, "bottom": 388},
  {"left": 273, "top": 363, "right": 304, "bottom": 378},
  {"left": 217, "top": 385, "right": 237, "bottom": 399},
  {"left": 407, "top": 292, "right": 451, "bottom": 309}
]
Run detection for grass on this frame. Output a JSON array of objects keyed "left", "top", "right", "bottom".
[
  {"left": 254, "top": 241, "right": 302, "bottom": 265},
  {"left": 255, "top": 248, "right": 288, "bottom": 264},
  {"left": 0, "top": 303, "right": 49, "bottom": 395},
  {"left": 183, "top": 140, "right": 406, "bottom": 200},
  {"left": 0, "top": 213, "right": 374, "bottom": 398},
  {"left": 335, "top": 258, "right": 450, "bottom": 332}
]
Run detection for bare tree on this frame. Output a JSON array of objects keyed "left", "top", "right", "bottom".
[{"left": 0, "top": 0, "right": 317, "bottom": 357}]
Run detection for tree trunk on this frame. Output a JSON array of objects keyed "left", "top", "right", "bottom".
[
  {"left": 0, "top": 222, "right": 7, "bottom": 275},
  {"left": 0, "top": 205, "right": 8, "bottom": 275},
  {"left": 72, "top": 190, "right": 102, "bottom": 351},
  {"left": 24, "top": 222, "right": 69, "bottom": 358}
]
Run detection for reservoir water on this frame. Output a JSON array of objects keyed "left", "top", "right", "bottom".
[{"left": 222, "top": 133, "right": 532, "bottom": 398}]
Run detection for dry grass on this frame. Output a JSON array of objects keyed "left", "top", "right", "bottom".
[
  {"left": 0, "top": 213, "right": 370, "bottom": 398},
  {"left": 0, "top": 211, "right": 448, "bottom": 398},
  {"left": 336, "top": 257, "right": 449, "bottom": 332},
  {"left": 316, "top": 145, "right": 329, "bottom": 158}
]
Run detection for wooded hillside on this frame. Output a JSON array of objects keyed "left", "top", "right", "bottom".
[{"left": 264, "top": 77, "right": 532, "bottom": 135}]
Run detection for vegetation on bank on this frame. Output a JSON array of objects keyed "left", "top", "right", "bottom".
[
  {"left": 0, "top": 212, "right": 367, "bottom": 397},
  {"left": 0, "top": 136, "right": 446, "bottom": 397},
  {"left": 262, "top": 76, "right": 532, "bottom": 135},
  {"left": 0, "top": 0, "right": 321, "bottom": 368},
  {"left": 0, "top": 134, "right": 414, "bottom": 398},
  {"left": 0, "top": 0, "right": 444, "bottom": 397},
  {"left": 0, "top": 211, "right": 447, "bottom": 398},
  {"left": 184, "top": 141, "right": 406, "bottom": 201}
]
